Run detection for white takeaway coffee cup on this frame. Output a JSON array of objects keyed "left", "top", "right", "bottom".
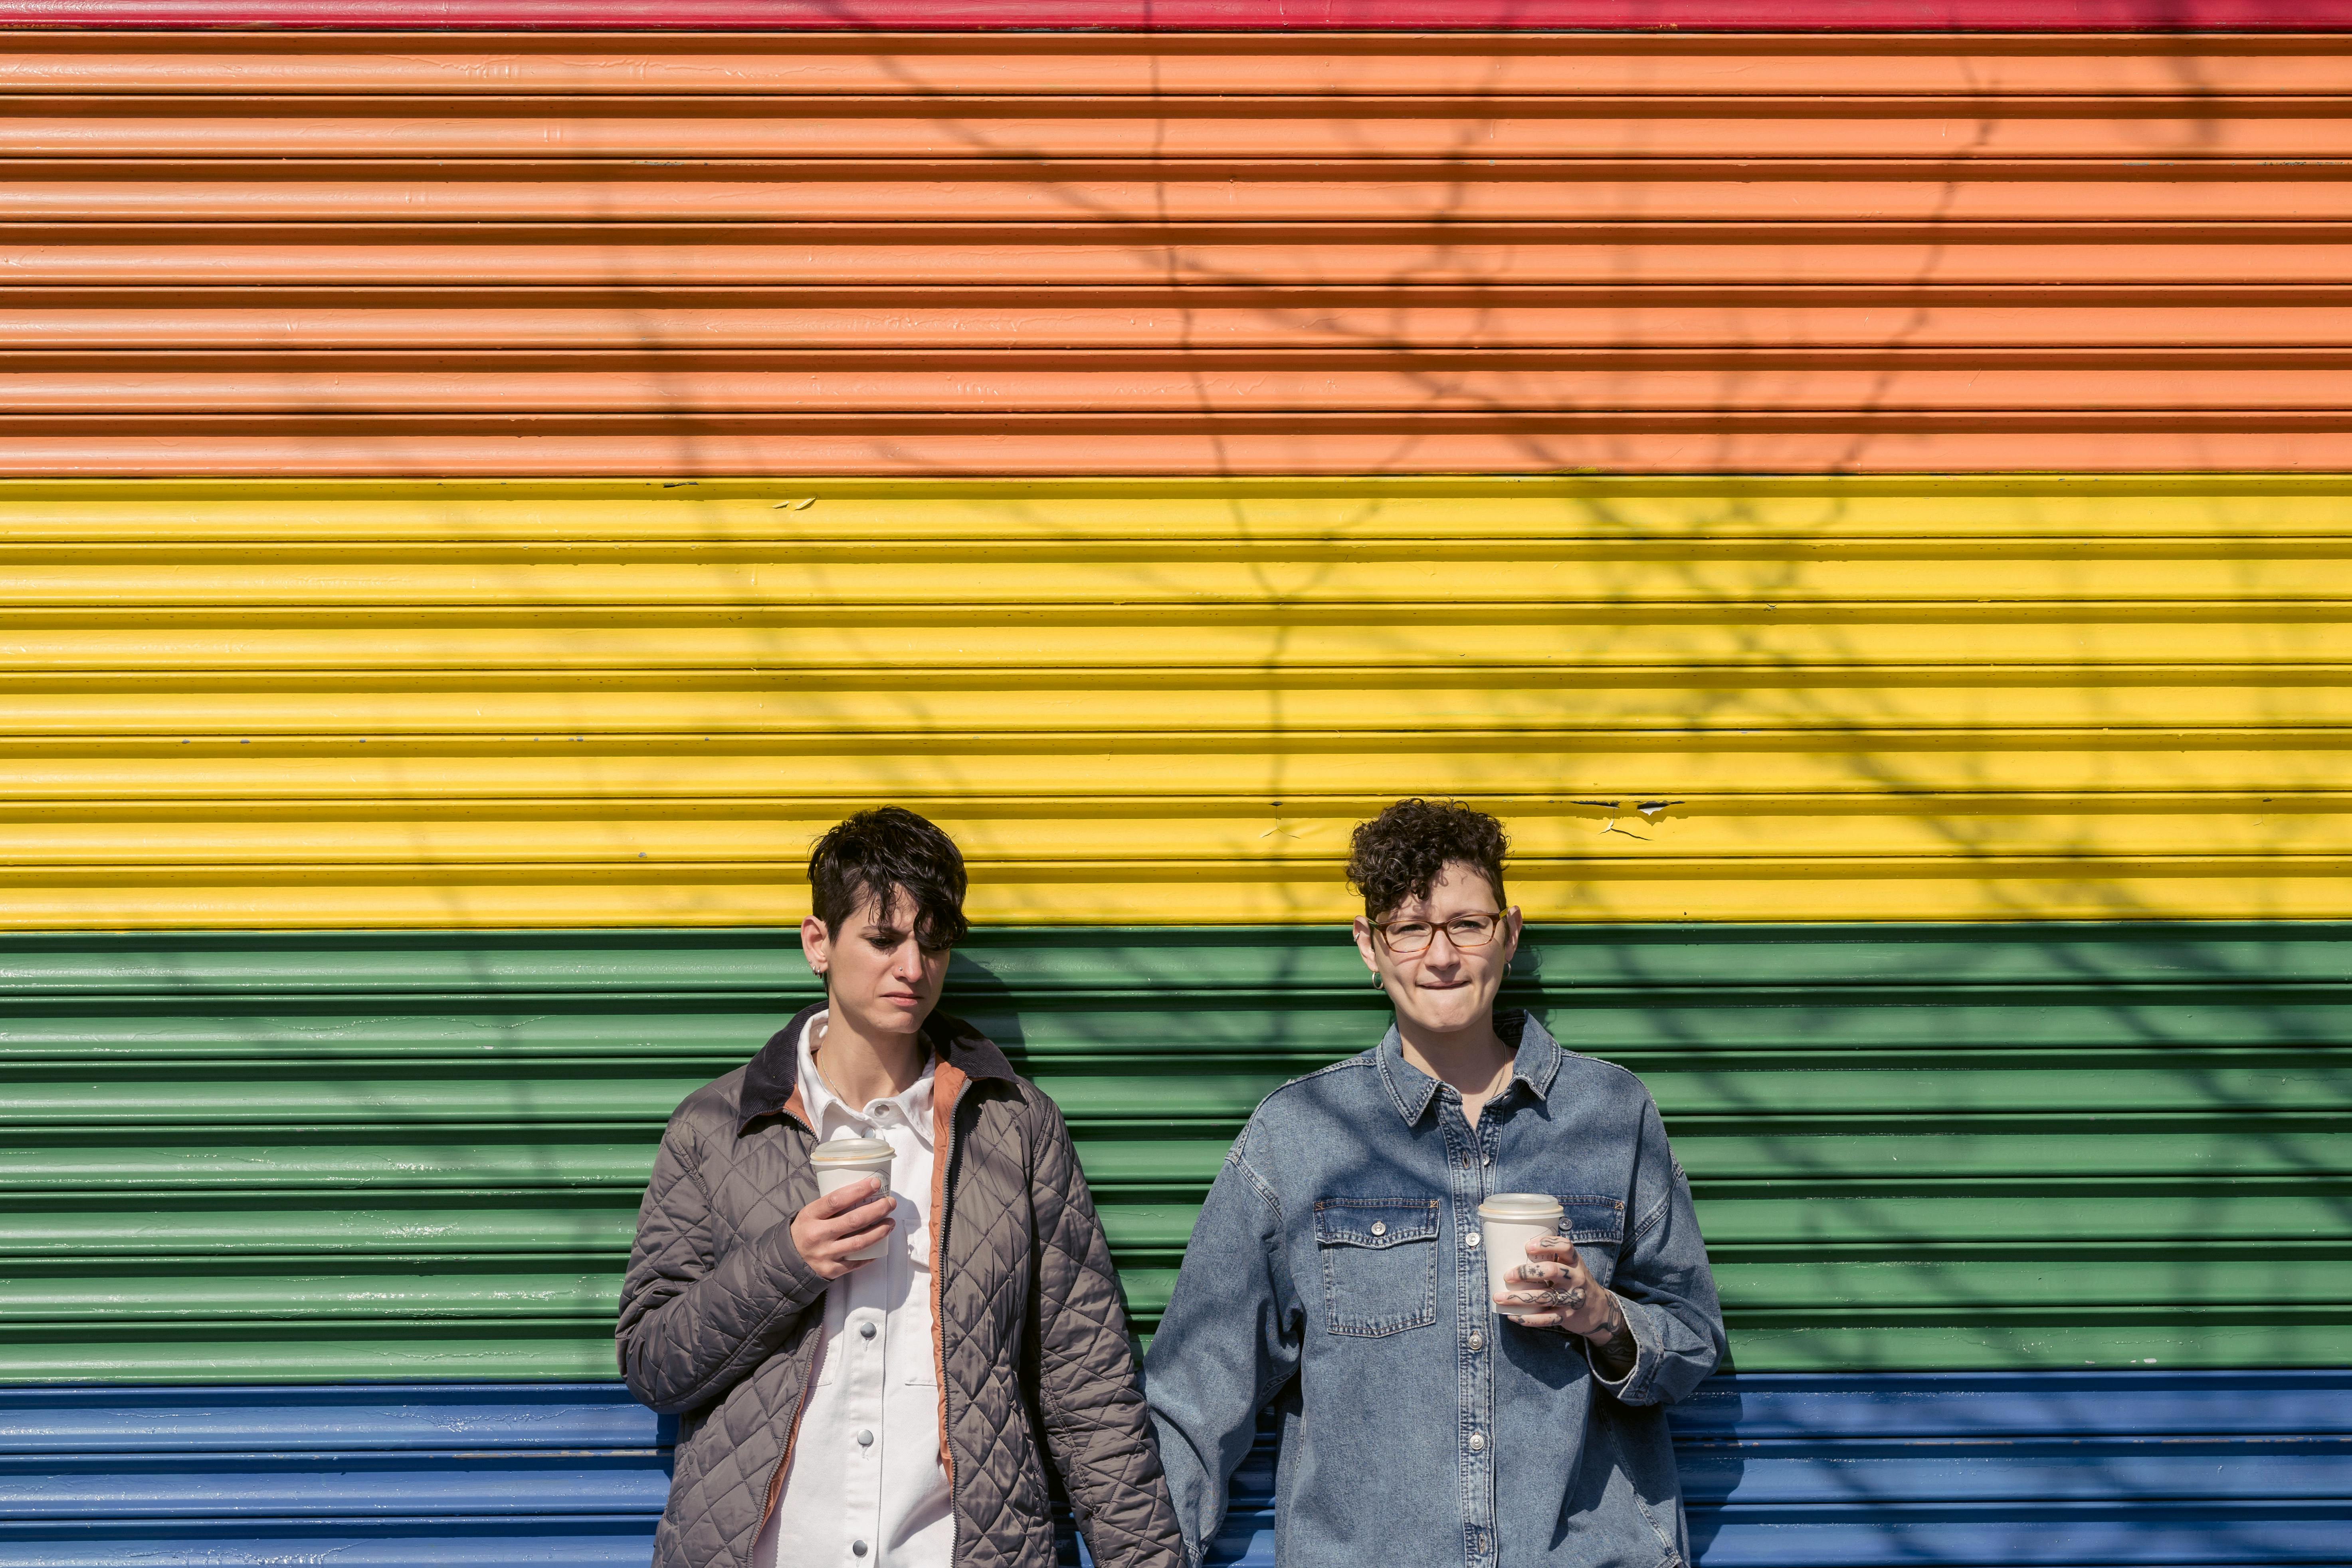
[
  {"left": 1477, "top": 1193, "right": 1566, "bottom": 1317},
  {"left": 810, "top": 1134, "right": 896, "bottom": 1262}
]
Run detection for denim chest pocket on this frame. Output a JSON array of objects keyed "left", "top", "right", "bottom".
[
  {"left": 1315, "top": 1198, "right": 1441, "bottom": 1337},
  {"left": 1558, "top": 1194, "right": 1628, "bottom": 1287}
]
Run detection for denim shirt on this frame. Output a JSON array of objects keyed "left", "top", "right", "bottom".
[{"left": 1144, "top": 1011, "right": 1725, "bottom": 1568}]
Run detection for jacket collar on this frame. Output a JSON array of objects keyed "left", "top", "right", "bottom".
[
  {"left": 736, "top": 1000, "right": 1017, "bottom": 1134},
  {"left": 1375, "top": 1008, "right": 1562, "bottom": 1126}
]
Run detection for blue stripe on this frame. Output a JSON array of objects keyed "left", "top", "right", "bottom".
[
  {"left": 2, "top": 1373, "right": 2346, "bottom": 1567},
  {"left": 0, "top": 1522, "right": 663, "bottom": 1568},
  {"left": 0, "top": 1383, "right": 667, "bottom": 1454},
  {"left": 1671, "top": 1370, "right": 2352, "bottom": 1438}
]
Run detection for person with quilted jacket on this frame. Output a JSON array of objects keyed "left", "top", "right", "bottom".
[{"left": 617, "top": 807, "right": 1185, "bottom": 1568}]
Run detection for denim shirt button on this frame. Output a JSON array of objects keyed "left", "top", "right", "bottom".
[
  {"left": 1468, "top": 1431, "right": 1487, "bottom": 1453},
  {"left": 1467, "top": 1330, "right": 1484, "bottom": 1351},
  {"left": 1370, "top": 1221, "right": 1386, "bottom": 1237},
  {"left": 1464, "top": 1231, "right": 1481, "bottom": 1249}
]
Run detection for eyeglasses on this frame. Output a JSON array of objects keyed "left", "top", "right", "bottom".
[{"left": 1372, "top": 912, "right": 1505, "bottom": 957}]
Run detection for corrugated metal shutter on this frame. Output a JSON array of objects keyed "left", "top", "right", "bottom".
[
  {"left": 9, "top": 1372, "right": 2351, "bottom": 1564},
  {"left": 1, "top": 34, "right": 2348, "bottom": 474},
  {"left": 3, "top": 17, "right": 2348, "bottom": 1564},
  {"left": 6, "top": 925, "right": 2342, "bottom": 1381},
  {"left": 4, "top": 476, "right": 2346, "bottom": 928}
]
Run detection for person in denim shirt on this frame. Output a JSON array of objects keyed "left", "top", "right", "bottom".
[{"left": 1145, "top": 799, "right": 1726, "bottom": 1568}]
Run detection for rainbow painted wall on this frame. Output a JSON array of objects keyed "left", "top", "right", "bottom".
[{"left": 0, "top": 6, "right": 2346, "bottom": 1564}]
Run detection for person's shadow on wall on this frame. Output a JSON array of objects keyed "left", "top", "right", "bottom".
[
  {"left": 1511, "top": 942, "right": 1746, "bottom": 1567},
  {"left": 941, "top": 946, "right": 1031, "bottom": 1060}
]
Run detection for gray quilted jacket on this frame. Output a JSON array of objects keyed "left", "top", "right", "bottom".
[{"left": 617, "top": 1002, "right": 1184, "bottom": 1568}]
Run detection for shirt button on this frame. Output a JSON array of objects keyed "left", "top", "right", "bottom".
[
  {"left": 852, "top": 1542, "right": 869, "bottom": 1558},
  {"left": 1483, "top": 1153, "right": 1493, "bottom": 1166},
  {"left": 1467, "top": 1331, "right": 1484, "bottom": 1351},
  {"left": 1464, "top": 1231, "right": 1481, "bottom": 1249},
  {"left": 856, "top": 1429, "right": 874, "bottom": 1447},
  {"left": 1468, "top": 1432, "right": 1487, "bottom": 1453},
  {"left": 859, "top": 1321, "right": 877, "bottom": 1340},
  {"left": 1370, "top": 1221, "right": 1386, "bottom": 1236}
]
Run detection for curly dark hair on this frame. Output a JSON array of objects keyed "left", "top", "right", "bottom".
[
  {"left": 807, "top": 806, "right": 970, "bottom": 948},
  {"left": 1345, "top": 798, "right": 1509, "bottom": 921}
]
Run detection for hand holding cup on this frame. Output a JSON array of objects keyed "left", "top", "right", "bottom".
[
  {"left": 1495, "top": 1234, "right": 1614, "bottom": 1337},
  {"left": 792, "top": 1177, "right": 898, "bottom": 1281}
]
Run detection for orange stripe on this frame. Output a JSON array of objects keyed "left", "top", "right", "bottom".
[
  {"left": 1, "top": 34, "right": 2342, "bottom": 477},
  {"left": 5, "top": 172, "right": 2342, "bottom": 225},
  {"left": 14, "top": 109, "right": 2352, "bottom": 161},
  {"left": 4, "top": 428, "right": 2348, "bottom": 476},
  {"left": 7, "top": 365, "right": 2348, "bottom": 415},
  {"left": 10, "top": 238, "right": 2350, "bottom": 289},
  {"left": 4, "top": 35, "right": 2346, "bottom": 97},
  {"left": 6, "top": 307, "right": 2345, "bottom": 352}
]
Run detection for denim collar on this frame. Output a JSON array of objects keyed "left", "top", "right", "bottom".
[{"left": 1375, "top": 1008, "right": 1562, "bottom": 1126}]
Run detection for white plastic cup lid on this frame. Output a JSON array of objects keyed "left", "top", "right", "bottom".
[
  {"left": 1477, "top": 1192, "right": 1564, "bottom": 1221},
  {"left": 810, "top": 1136, "right": 893, "bottom": 1164}
]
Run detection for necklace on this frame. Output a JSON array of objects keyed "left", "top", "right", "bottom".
[{"left": 1460, "top": 1051, "right": 1512, "bottom": 1115}]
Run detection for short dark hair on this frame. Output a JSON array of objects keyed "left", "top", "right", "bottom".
[
  {"left": 1346, "top": 798, "right": 1509, "bottom": 921},
  {"left": 807, "top": 807, "right": 970, "bottom": 948}
]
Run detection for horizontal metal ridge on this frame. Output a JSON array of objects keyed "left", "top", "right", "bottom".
[
  {"left": 2, "top": 2, "right": 2352, "bottom": 30},
  {"left": 7, "top": 923, "right": 2351, "bottom": 987}
]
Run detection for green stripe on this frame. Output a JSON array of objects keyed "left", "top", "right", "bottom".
[{"left": 2, "top": 925, "right": 2346, "bottom": 1381}]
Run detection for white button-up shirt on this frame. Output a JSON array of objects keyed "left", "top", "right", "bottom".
[{"left": 752, "top": 1012, "right": 952, "bottom": 1568}]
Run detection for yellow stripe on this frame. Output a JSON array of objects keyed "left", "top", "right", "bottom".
[
  {"left": 3, "top": 475, "right": 2344, "bottom": 927},
  {"left": 6, "top": 473, "right": 2350, "bottom": 538},
  {"left": 9, "top": 560, "right": 2352, "bottom": 606}
]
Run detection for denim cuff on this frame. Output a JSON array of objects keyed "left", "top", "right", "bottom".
[{"left": 1586, "top": 1293, "right": 1658, "bottom": 1404}]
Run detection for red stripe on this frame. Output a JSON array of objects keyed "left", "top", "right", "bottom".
[{"left": 6, "top": 0, "right": 2352, "bottom": 30}]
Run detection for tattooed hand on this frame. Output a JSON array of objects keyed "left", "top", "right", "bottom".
[{"left": 1494, "top": 1235, "right": 1638, "bottom": 1376}]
